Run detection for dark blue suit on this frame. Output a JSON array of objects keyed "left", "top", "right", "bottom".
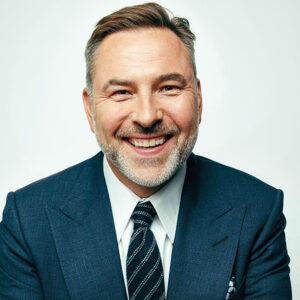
[{"left": 0, "top": 152, "right": 291, "bottom": 299}]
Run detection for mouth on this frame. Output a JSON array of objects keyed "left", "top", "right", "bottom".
[
  {"left": 125, "top": 135, "right": 171, "bottom": 148},
  {"left": 122, "top": 134, "right": 173, "bottom": 157}
]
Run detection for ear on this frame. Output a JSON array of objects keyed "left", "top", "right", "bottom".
[
  {"left": 196, "top": 79, "right": 203, "bottom": 124},
  {"left": 82, "top": 88, "right": 95, "bottom": 133}
]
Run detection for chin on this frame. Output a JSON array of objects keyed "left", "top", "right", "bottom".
[{"left": 113, "top": 149, "right": 185, "bottom": 188}]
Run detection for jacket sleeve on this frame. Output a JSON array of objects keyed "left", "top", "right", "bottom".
[
  {"left": 0, "top": 192, "right": 43, "bottom": 300},
  {"left": 242, "top": 189, "right": 292, "bottom": 299}
]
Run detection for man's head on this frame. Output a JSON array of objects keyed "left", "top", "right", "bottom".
[{"left": 83, "top": 3, "right": 202, "bottom": 197}]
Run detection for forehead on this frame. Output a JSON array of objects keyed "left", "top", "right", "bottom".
[{"left": 93, "top": 28, "right": 193, "bottom": 84}]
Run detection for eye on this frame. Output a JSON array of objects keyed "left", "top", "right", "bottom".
[
  {"left": 113, "top": 90, "right": 130, "bottom": 95},
  {"left": 161, "top": 85, "right": 181, "bottom": 94},
  {"left": 162, "top": 86, "right": 178, "bottom": 91},
  {"left": 110, "top": 89, "right": 132, "bottom": 101}
]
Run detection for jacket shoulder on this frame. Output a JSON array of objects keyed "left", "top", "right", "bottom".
[
  {"left": 189, "top": 153, "right": 283, "bottom": 210},
  {"left": 10, "top": 152, "right": 103, "bottom": 210}
]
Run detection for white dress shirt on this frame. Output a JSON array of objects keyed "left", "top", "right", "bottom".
[{"left": 103, "top": 157, "right": 186, "bottom": 298}]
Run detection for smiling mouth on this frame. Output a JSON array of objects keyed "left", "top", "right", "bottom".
[{"left": 126, "top": 135, "right": 171, "bottom": 148}]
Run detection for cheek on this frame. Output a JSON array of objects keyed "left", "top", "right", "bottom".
[
  {"left": 165, "top": 99, "right": 198, "bottom": 132},
  {"left": 94, "top": 103, "right": 130, "bottom": 137}
]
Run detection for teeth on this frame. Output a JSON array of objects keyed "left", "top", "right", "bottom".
[{"left": 129, "top": 137, "right": 167, "bottom": 148}]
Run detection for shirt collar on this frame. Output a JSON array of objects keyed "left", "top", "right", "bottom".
[{"left": 103, "top": 156, "right": 186, "bottom": 244}]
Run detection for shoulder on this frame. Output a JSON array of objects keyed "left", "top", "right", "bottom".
[
  {"left": 7, "top": 152, "right": 104, "bottom": 212},
  {"left": 187, "top": 153, "right": 283, "bottom": 212}
]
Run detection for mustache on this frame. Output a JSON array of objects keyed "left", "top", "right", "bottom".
[{"left": 116, "top": 123, "right": 180, "bottom": 137}]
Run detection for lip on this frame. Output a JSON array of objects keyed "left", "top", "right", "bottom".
[
  {"left": 124, "top": 135, "right": 173, "bottom": 156},
  {"left": 126, "top": 134, "right": 168, "bottom": 140},
  {"left": 127, "top": 135, "right": 167, "bottom": 147}
]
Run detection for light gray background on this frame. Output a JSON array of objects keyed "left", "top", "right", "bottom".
[{"left": 1, "top": 0, "right": 299, "bottom": 296}]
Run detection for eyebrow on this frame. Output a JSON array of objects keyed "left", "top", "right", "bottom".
[
  {"left": 102, "top": 79, "right": 134, "bottom": 92},
  {"left": 155, "top": 73, "right": 187, "bottom": 86},
  {"left": 102, "top": 72, "right": 188, "bottom": 92}
]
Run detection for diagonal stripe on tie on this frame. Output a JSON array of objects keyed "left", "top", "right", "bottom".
[
  {"left": 126, "top": 202, "right": 165, "bottom": 300},
  {"left": 128, "top": 236, "right": 156, "bottom": 286},
  {"left": 130, "top": 256, "right": 161, "bottom": 299},
  {"left": 144, "top": 273, "right": 164, "bottom": 300},
  {"left": 127, "top": 229, "right": 145, "bottom": 266},
  {"left": 132, "top": 211, "right": 154, "bottom": 219}
]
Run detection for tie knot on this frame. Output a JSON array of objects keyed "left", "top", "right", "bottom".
[{"left": 131, "top": 202, "right": 156, "bottom": 229}]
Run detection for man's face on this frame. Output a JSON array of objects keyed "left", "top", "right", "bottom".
[{"left": 83, "top": 28, "right": 202, "bottom": 195}]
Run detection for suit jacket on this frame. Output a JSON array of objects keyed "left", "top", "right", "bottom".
[{"left": 0, "top": 152, "right": 291, "bottom": 299}]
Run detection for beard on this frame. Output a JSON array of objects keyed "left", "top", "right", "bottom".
[{"left": 93, "top": 117, "right": 198, "bottom": 188}]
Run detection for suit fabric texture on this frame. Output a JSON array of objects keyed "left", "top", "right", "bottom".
[{"left": 0, "top": 152, "right": 292, "bottom": 299}]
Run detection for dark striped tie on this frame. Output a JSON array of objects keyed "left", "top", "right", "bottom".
[{"left": 126, "top": 202, "right": 165, "bottom": 300}]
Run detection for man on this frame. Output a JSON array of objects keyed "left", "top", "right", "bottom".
[{"left": 0, "top": 2, "right": 291, "bottom": 299}]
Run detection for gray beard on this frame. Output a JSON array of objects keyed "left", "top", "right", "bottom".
[{"left": 96, "top": 128, "right": 198, "bottom": 188}]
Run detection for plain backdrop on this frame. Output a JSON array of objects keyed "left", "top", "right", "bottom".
[{"left": 1, "top": 0, "right": 299, "bottom": 296}]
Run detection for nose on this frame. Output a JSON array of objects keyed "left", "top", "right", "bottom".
[{"left": 131, "top": 93, "right": 163, "bottom": 128}]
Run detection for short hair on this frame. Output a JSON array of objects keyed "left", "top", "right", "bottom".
[{"left": 85, "top": 2, "right": 196, "bottom": 96}]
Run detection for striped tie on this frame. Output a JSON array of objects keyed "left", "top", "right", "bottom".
[{"left": 126, "top": 202, "right": 165, "bottom": 300}]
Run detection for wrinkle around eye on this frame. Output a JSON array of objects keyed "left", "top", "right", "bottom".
[{"left": 92, "top": 94, "right": 110, "bottom": 105}]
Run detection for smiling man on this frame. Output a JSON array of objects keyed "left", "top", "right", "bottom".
[
  {"left": 0, "top": 3, "right": 291, "bottom": 300},
  {"left": 83, "top": 27, "right": 201, "bottom": 198}
]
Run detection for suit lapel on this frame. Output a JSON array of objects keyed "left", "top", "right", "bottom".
[
  {"left": 46, "top": 153, "right": 127, "bottom": 300},
  {"left": 168, "top": 155, "right": 246, "bottom": 300}
]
